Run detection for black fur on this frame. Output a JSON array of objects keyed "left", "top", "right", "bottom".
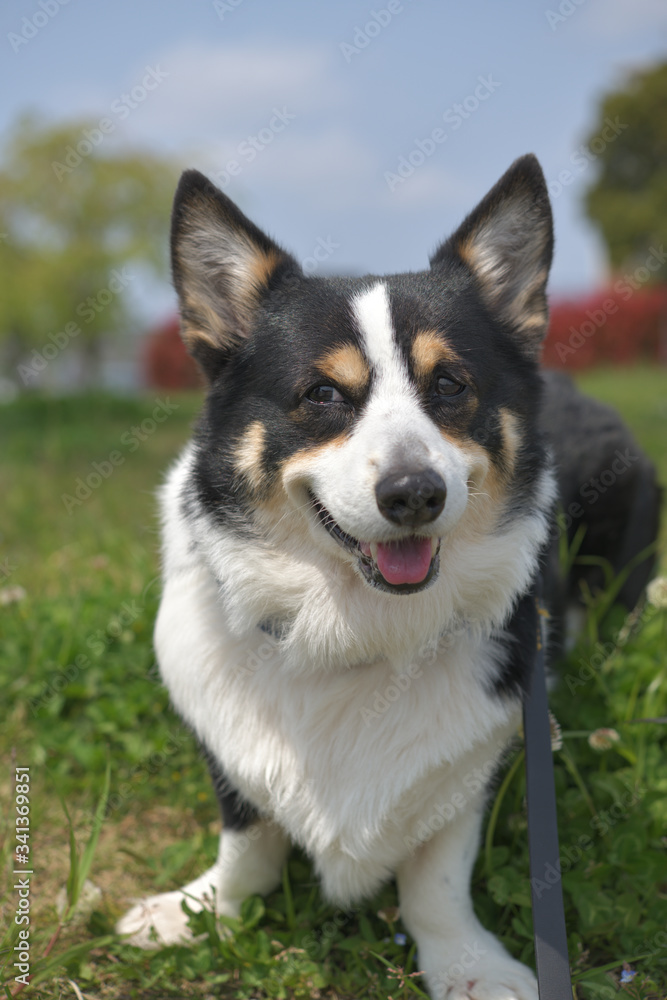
[
  {"left": 493, "top": 585, "right": 541, "bottom": 698},
  {"left": 171, "top": 158, "right": 660, "bottom": 692},
  {"left": 201, "top": 746, "right": 258, "bottom": 831},
  {"left": 541, "top": 371, "right": 660, "bottom": 616}
]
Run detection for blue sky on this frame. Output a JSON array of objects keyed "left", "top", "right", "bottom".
[{"left": 2, "top": 0, "right": 666, "bottom": 321}]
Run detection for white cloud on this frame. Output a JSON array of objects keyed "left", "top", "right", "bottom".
[
  {"left": 378, "top": 164, "right": 478, "bottom": 210},
  {"left": 122, "top": 40, "right": 346, "bottom": 144},
  {"left": 211, "top": 127, "right": 378, "bottom": 201},
  {"left": 583, "top": 0, "right": 667, "bottom": 38}
]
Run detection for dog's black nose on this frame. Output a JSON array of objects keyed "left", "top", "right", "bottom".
[{"left": 375, "top": 470, "right": 446, "bottom": 526}]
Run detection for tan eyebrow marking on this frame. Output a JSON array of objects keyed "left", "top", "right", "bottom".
[
  {"left": 411, "top": 330, "right": 464, "bottom": 378},
  {"left": 234, "top": 420, "right": 266, "bottom": 490},
  {"left": 317, "top": 343, "right": 370, "bottom": 395}
]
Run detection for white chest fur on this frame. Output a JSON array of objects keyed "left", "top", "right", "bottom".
[{"left": 155, "top": 540, "right": 520, "bottom": 903}]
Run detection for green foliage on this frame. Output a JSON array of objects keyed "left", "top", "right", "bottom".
[
  {"left": 1, "top": 377, "right": 666, "bottom": 998},
  {"left": 476, "top": 592, "right": 667, "bottom": 1000},
  {"left": 584, "top": 60, "right": 667, "bottom": 273},
  {"left": 0, "top": 115, "right": 177, "bottom": 379}
]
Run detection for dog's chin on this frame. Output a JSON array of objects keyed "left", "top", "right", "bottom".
[{"left": 308, "top": 492, "right": 441, "bottom": 596}]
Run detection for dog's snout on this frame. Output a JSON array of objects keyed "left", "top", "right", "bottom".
[{"left": 375, "top": 469, "right": 446, "bottom": 526}]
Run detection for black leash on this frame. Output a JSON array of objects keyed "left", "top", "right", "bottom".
[{"left": 523, "top": 576, "right": 573, "bottom": 999}]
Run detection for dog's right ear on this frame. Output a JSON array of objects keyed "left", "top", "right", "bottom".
[
  {"left": 171, "top": 170, "right": 297, "bottom": 380},
  {"left": 431, "top": 154, "right": 553, "bottom": 359}
]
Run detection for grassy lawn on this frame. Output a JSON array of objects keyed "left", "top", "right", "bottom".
[{"left": 1, "top": 367, "right": 666, "bottom": 999}]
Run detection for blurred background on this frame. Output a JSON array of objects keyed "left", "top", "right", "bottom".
[{"left": 1, "top": 0, "right": 666, "bottom": 394}]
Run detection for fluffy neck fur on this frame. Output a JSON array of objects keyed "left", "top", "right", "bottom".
[{"left": 167, "top": 446, "right": 556, "bottom": 674}]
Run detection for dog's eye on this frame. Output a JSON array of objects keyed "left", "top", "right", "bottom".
[
  {"left": 435, "top": 375, "right": 466, "bottom": 397},
  {"left": 307, "top": 385, "right": 346, "bottom": 404}
]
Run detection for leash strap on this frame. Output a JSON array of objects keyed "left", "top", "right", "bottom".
[{"left": 523, "top": 579, "right": 573, "bottom": 1000}]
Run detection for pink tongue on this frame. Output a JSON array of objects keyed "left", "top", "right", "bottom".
[{"left": 375, "top": 537, "right": 433, "bottom": 586}]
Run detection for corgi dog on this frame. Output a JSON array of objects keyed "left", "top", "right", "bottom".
[{"left": 117, "top": 155, "right": 660, "bottom": 1000}]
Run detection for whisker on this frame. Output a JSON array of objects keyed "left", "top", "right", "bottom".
[{"left": 271, "top": 496, "right": 320, "bottom": 531}]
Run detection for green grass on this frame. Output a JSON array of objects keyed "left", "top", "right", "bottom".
[{"left": 1, "top": 368, "right": 666, "bottom": 999}]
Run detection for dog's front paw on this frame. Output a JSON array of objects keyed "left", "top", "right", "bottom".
[
  {"left": 116, "top": 889, "right": 206, "bottom": 949},
  {"left": 429, "top": 948, "right": 538, "bottom": 1000},
  {"left": 116, "top": 865, "right": 242, "bottom": 949}
]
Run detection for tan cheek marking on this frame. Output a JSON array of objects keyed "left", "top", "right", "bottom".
[
  {"left": 318, "top": 344, "right": 370, "bottom": 396},
  {"left": 280, "top": 433, "right": 351, "bottom": 482},
  {"left": 438, "top": 432, "right": 508, "bottom": 540},
  {"left": 254, "top": 434, "right": 352, "bottom": 531},
  {"left": 235, "top": 421, "right": 266, "bottom": 491}
]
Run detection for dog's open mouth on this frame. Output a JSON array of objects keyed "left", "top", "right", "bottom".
[{"left": 309, "top": 493, "right": 440, "bottom": 594}]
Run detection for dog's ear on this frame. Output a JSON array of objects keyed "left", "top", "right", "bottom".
[
  {"left": 171, "top": 170, "right": 297, "bottom": 380},
  {"left": 431, "top": 154, "right": 553, "bottom": 357}
]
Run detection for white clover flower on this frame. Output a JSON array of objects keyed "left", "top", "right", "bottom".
[
  {"left": 549, "top": 711, "right": 563, "bottom": 751},
  {"left": 588, "top": 728, "right": 620, "bottom": 751},
  {"left": 0, "top": 585, "right": 26, "bottom": 605},
  {"left": 646, "top": 576, "right": 667, "bottom": 610}
]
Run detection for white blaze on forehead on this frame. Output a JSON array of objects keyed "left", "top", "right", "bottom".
[
  {"left": 350, "top": 282, "right": 414, "bottom": 398},
  {"left": 347, "top": 281, "right": 448, "bottom": 481},
  {"left": 297, "top": 280, "right": 473, "bottom": 542}
]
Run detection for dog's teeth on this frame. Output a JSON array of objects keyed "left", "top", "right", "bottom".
[
  {"left": 359, "top": 541, "right": 371, "bottom": 556},
  {"left": 370, "top": 542, "right": 379, "bottom": 563},
  {"left": 431, "top": 538, "right": 439, "bottom": 557}
]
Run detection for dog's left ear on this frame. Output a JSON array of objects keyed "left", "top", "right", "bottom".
[
  {"left": 171, "top": 169, "right": 297, "bottom": 380},
  {"left": 431, "top": 154, "right": 553, "bottom": 357}
]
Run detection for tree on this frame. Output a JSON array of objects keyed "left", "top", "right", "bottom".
[
  {"left": 0, "top": 115, "right": 177, "bottom": 385},
  {"left": 584, "top": 61, "right": 667, "bottom": 275}
]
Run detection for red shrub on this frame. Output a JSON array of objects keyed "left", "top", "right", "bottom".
[
  {"left": 145, "top": 289, "right": 667, "bottom": 386},
  {"left": 144, "top": 316, "right": 203, "bottom": 389},
  {"left": 543, "top": 285, "right": 667, "bottom": 369}
]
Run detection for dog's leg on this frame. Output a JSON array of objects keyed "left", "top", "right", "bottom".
[
  {"left": 116, "top": 818, "right": 289, "bottom": 948},
  {"left": 397, "top": 803, "right": 538, "bottom": 1000}
]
